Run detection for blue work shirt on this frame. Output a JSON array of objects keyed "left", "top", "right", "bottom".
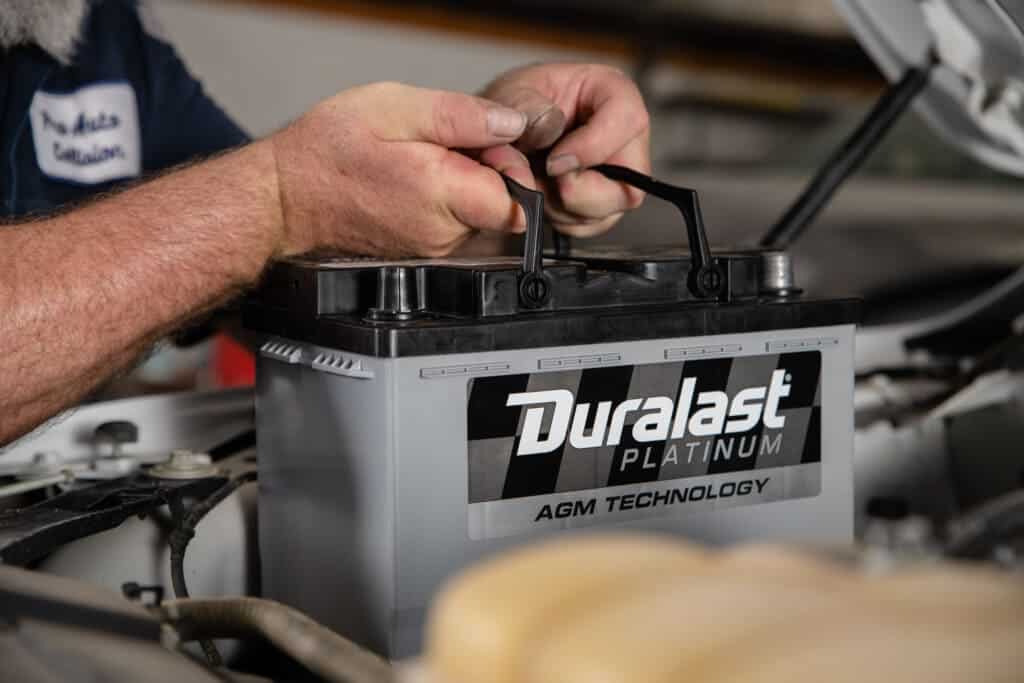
[{"left": 0, "top": 0, "right": 249, "bottom": 217}]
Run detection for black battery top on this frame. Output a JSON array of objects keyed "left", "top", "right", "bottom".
[{"left": 243, "top": 168, "right": 860, "bottom": 358}]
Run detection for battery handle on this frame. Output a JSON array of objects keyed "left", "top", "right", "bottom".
[
  {"left": 596, "top": 165, "right": 723, "bottom": 299},
  {"left": 502, "top": 175, "right": 552, "bottom": 309},
  {"left": 502, "top": 167, "right": 724, "bottom": 306}
]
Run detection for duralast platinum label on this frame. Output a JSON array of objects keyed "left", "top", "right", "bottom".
[{"left": 466, "top": 351, "right": 822, "bottom": 539}]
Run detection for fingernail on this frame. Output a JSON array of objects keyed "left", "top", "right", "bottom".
[
  {"left": 487, "top": 108, "right": 527, "bottom": 137},
  {"left": 547, "top": 154, "right": 580, "bottom": 176}
]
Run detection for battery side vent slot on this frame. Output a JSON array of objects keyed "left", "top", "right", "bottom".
[
  {"left": 664, "top": 344, "right": 742, "bottom": 360},
  {"left": 420, "top": 362, "right": 510, "bottom": 379},
  {"left": 539, "top": 353, "right": 621, "bottom": 370},
  {"left": 766, "top": 337, "right": 839, "bottom": 352},
  {"left": 260, "top": 341, "right": 303, "bottom": 364},
  {"left": 311, "top": 352, "right": 374, "bottom": 379}
]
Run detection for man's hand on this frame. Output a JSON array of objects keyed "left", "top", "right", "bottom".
[
  {"left": 0, "top": 81, "right": 541, "bottom": 444},
  {"left": 0, "top": 73, "right": 641, "bottom": 444},
  {"left": 269, "top": 82, "right": 536, "bottom": 258},
  {"left": 481, "top": 63, "right": 651, "bottom": 238}
]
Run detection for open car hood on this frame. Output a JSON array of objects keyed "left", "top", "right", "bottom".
[{"left": 836, "top": 0, "right": 1024, "bottom": 175}]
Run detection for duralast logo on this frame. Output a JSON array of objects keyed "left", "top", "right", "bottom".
[{"left": 506, "top": 370, "right": 792, "bottom": 456}]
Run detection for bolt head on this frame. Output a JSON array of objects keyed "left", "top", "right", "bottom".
[
  {"left": 167, "top": 449, "right": 212, "bottom": 470},
  {"left": 148, "top": 449, "right": 219, "bottom": 480}
]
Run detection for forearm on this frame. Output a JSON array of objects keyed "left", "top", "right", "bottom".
[
  {"left": 0, "top": 141, "right": 282, "bottom": 444},
  {"left": 0, "top": 77, "right": 545, "bottom": 445}
]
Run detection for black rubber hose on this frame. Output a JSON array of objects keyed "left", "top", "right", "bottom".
[
  {"left": 760, "top": 60, "right": 934, "bottom": 249},
  {"left": 160, "top": 597, "right": 393, "bottom": 683},
  {"left": 207, "top": 429, "right": 256, "bottom": 462},
  {"left": 168, "top": 471, "right": 258, "bottom": 666}
]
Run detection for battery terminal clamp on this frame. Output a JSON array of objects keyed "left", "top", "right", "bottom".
[{"left": 503, "top": 166, "right": 725, "bottom": 307}]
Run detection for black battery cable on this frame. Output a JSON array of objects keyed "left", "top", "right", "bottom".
[{"left": 168, "top": 470, "right": 258, "bottom": 666}]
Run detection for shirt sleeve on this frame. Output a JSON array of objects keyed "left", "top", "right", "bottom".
[{"left": 132, "top": 1, "right": 251, "bottom": 172}]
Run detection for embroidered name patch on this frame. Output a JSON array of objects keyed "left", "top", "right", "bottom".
[{"left": 29, "top": 82, "right": 141, "bottom": 185}]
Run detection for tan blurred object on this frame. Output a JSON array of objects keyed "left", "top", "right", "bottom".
[
  {"left": 417, "top": 534, "right": 1024, "bottom": 683},
  {"left": 674, "top": 0, "right": 848, "bottom": 37}
]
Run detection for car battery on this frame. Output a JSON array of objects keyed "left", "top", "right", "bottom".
[{"left": 243, "top": 167, "right": 860, "bottom": 658}]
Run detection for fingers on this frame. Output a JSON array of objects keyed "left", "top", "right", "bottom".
[
  {"left": 475, "top": 144, "right": 537, "bottom": 191},
  {"left": 439, "top": 150, "right": 530, "bottom": 234},
  {"left": 496, "top": 65, "right": 648, "bottom": 237},
  {"left": 551, "top": 131, "right": 650, "bottom": 219},
  {"left": 444, "top": 144, "right": 538, "bottom": 234},
  {"left": 482, "top": 82, "right": 568, "bottom": 151},
  {"left": 545, "top": 67, "right": 650, "bottom": 177},
  {"left": 369, "top": 84, "right": 536, "bottom": 232},
  {"left": 540, "top": 128, "right": 648, "bottom": 238},
  {"left": 365, "top": 82, "right": 527, "bottom": 149},
  {"left": 546, "top": 211, "right": 624, "bottom": 239},
  {"left": 347, "top": 82, "right": 537, "bottom": 244}
]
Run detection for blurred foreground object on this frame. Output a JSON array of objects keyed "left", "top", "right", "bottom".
[
  {"left": 0, "top": 563, "right": 225, "bottom": 683},
  {"left": 418, "top": 533, "right": 1024, "bottom": 683}
]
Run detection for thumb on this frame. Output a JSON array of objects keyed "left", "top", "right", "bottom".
[
  {"left": 370, "top": 83, "right": 528, "bottom": 148},
  {"left": 483, "top": 83, "right": 568, "bottom": 151}
]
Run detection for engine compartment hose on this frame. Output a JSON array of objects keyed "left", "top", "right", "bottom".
[{"left": 159, "top": 597, "right": 393, "bottom": 683}]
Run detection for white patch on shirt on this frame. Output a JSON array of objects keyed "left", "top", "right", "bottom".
[{"left": 29, "top": 82, "right": 141, "bottom": 185}]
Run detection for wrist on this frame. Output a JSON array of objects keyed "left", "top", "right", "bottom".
[
  {"left": 266, "top": 127, "right": 323, "bottom": 258},
  {"left": 248, "top": 138, "right": 289, "bottom": 259}
]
